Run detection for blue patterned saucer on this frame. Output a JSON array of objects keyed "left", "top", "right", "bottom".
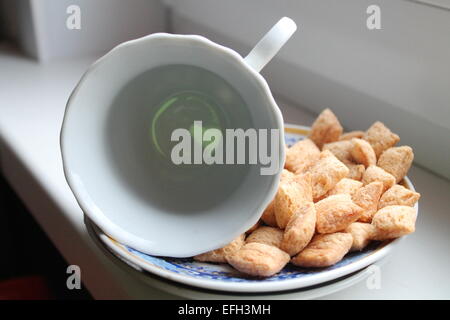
[{"left": 90, "top": 124, "right": 417, "bottom": 293}]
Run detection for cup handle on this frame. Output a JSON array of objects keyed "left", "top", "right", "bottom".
[{"left": 244, "top": 17, "right": 297, "bottom": 73}]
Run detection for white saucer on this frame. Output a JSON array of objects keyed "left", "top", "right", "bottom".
[{"left": 86, "top": 216, "right": 385, "bottom": 299}]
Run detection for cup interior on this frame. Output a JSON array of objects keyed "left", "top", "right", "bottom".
[{"left": 62, "top": 34, "right": 284, "bottom": 257}]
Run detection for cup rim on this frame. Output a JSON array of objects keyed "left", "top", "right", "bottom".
[{"left": 60, "top": 32, "right": 286, "bottom": 257}]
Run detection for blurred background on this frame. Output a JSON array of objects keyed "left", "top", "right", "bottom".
[{"left": 0, "top": 0, "right": 449, "bottom": 299}]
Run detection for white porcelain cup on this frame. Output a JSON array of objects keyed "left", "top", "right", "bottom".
[{"left": 61, "top": 17, "right": 297, "bottom": 257}]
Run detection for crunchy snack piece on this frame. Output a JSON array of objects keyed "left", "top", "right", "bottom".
[
  {"left": 322, "top": 140, "right": 354, "bottom": 163},
  {"left": 227, "top": 243, "right": 290, "bottom": 277},
  {"left": 281, "top": 168, "right": 295, "bottom": 181},
  {"left": 353, "top": 181, "right": 384, "bottom": 223},
  {"left": 246, "top": 226, "right": 284, "bottom": 248},
  {"left": 280, "top": 202, "right": 316, "bottom": 256},
  {"left": 275, "top": 173, "right": 312, "bottom": 229},
  {"left": 194, "top": 110, "right": 421, "bottom": 274},
  {"left": 377, "top": 146, "right": 414, "bottom": 183},
  {"left": 326, "top": 178, "right": 363, "bottom": 197},
  {"left": 309, "top": 150, "right": 349, "bottom": 201},
  {"left": 372, "top": 205, "right": 416, "bottom": 240},
  {"left": 308, "top": 109, "right": 343, "bottom": 148},
  {"left": 315, "top": 194, "right": 364, "bottom": 234},
  {"left": 340, "top": 131, "right": 364, "bottom": 141},
  {"left": 379, "top": 184, "right": 421, "bottom": 209},
  {"left": 246, "top": 221, "right": 261, "bottom": 234},
  {"left": 351, "top": 138, "right": 377, "bottom": 167},
  {"left": 261, "top": 200, "right": 277, "bottom": 227},
  {"left": 362, "top": 165, "right": 395, "bottom": 192},
  {"left": 194, "top": 234, "right": 245, "bottom": 263},
  {"left": 363, "top": 121, "right": 400, "bottom": 158},
  {"left": 345, "top": 162, "right": 365, "bottom": 181},
  {"left": 345, "top": 222, "right": 376, "bottom": 251},
  {"left": 261, "top": 169, "right": 298, "bottom": 227},
  {"left": 291, "top": 233, "right": 353, "bottom": 268},
  {"left": 285, "top": 139, "right": 321, "bottom": 174}
]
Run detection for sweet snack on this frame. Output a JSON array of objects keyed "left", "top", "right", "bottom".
[
  {"left": 351, "top": 138, "right": 377, "bottom": 167},
  {"left": 280, "top": 202, "right": 316, "bottom": 256},
  {"left": 362, "top": 165, "right": 396, "bottom": 192},
  {"left": 377, "top": 146, "right": 414, "bottom": 183},
  {"left": 326, "top": 178, "right": 363, "bottom": 197},
  {"left": 194, "top": 234, "right": 246, "bottom": 263},
  {"left": 263, "top": 169, "right": 300, "bottom": 227},
  {"left": 378, "top": 184, "right": 420, "bottom": 209},
  {"left": 261, "top": 200, "right": 277, "bottom": 227},
  {"left": 285, "top": 139, "right": 320, "bottom": 174},
  {"left": 363, "top": 121, "right": 400, "bottom": 158},
  {"left": 191, "top": 109, "right": 419, "bottom": 278},
  {"left": 340, "top": 130, "right": 364, "bottom": 141},
  {"left": 371, "top": 205, "right": 416, "bottom": 240},
  {"left": 345, "top": 162, "right": 365, "bottom": 181},
  {"left": 274, "top": 172, "right": 312, "bottom": 229},
  {"left": 308, "top": 109, "right": 343, "bottom": 148},
  {"left": 291, "top": 233, "right": 353, "bottom": 268},
  {"left": 315, "top": 194, "right": 363, "bottom": 234},
  {"left": 227, "top": 243, "right": 290, "bottom": 277},
  {"left": 308, "top": 150, "right": 349, "bottom": 201},
  {"left": 345, "top": 222, "right": 377, "bottom": 251},
  {"left": 246, "top": 226, "right": 284, "bottom": 248},
  {"left": 353, "top": 181, "right": 384, "bottom": 223},
  {"left": 322, "top": 140, "right": 353, "bottom": 163}
]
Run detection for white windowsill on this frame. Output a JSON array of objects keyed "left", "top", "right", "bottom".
[{"left": 0, "top": 48, "right": 449, "bottom": 299}]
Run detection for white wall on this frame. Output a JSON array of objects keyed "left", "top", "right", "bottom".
[
  {"left": 17, "top": 0, "right": 167, "bottom": 61},
  {"left": 167, "top": 0, "right": 450, "bottom": 180}
]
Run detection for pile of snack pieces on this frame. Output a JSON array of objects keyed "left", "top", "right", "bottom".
[{"left": 193, "top": 109, "right": 420, "bottom": 277}]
